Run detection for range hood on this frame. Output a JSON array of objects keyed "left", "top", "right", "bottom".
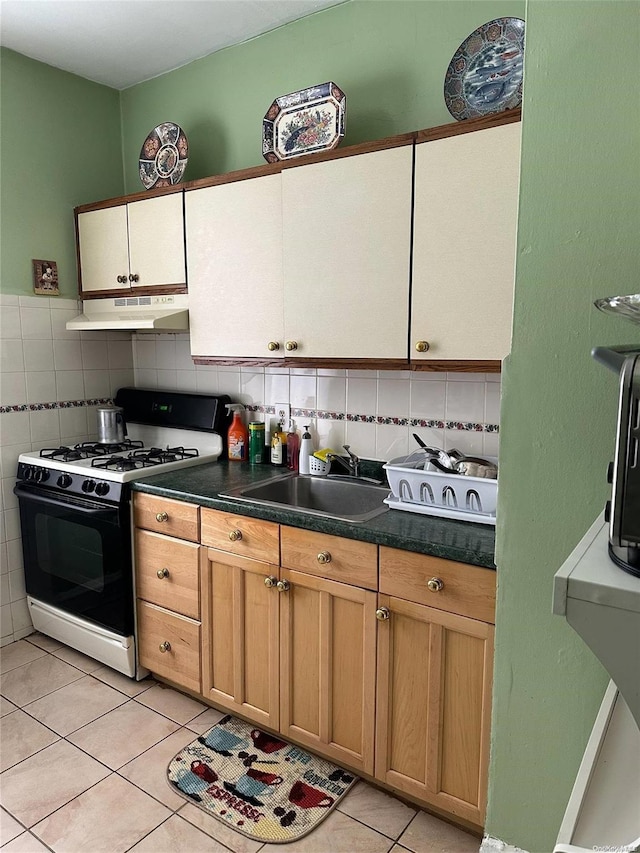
[{"left": 66, "top": 294, "right": 189, "bottom": 332}]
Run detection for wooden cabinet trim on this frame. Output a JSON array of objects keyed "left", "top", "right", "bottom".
[{"left": 415, "top": 108, "right": 521, "bottom": 144}]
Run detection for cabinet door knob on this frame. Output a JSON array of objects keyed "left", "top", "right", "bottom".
[
  {"left": 129, "top": 273, "right": 139, "bottom": 283},
  {"left": 317, "top": 551, "right": 332, "bottom": 565},
  {"left": 267, "top": 341, "right": 280, "bottom": 352},
  {"left": 157, "top": 568, "right": 170, "bottom": 579},
  {"left": 276, "top": 579, "right": 290, "bottom": 592},
  {"left": 159, "top": 641, "right": 171, "bottom": 653},
  {"left": 285, "top": 341, "right": 298, "bottom": 352},
  {"left": 415, "top": 341, "right": 430, "bottom": 353},
  {"left": 228, "top": 529, "right": 242, "bottom": 542},
  {"left": 427, "top": 577, "right": 444, "bottom": 592},
  {"left": 375, "top": 607, "right": 390, "bottom": 621},
  {"left": 155, "top": 512, "right": 168, "bottom": 522},
  {"left": 117, "top": 275, "right": 127, "bottom": 284},
  {"left": 264, "top": 575, "right": 277, "bottom": 588}
]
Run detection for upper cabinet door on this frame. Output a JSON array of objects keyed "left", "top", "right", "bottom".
[
  {"left": 282, "top": 146, "right": 413, "bottom": 359},
  {"left": 186, "top": 175, "right": 285, "bottom": 359},
  {"left": 127, "top": 194, "right": 186, "bottom": 289},
  {"left": 77, "top": 206, "right": 129, "bottom": 293},
  {"left": 411, "top": 122, "right": 521, "bottom": 362}
]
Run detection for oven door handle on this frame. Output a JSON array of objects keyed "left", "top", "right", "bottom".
[{"left": 13, "top": 483, "right": 120, "bottom": 518}]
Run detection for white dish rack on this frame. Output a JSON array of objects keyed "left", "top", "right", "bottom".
[{"left": 383, "top": 453, "right": 498, "bottom": 525}]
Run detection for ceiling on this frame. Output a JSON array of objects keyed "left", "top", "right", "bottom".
[{"left": 0, "top": 0, "right": 345, "bottom": 90}]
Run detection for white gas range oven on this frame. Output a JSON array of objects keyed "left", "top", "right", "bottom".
[{"left": 14, "top": 388, "right": 231, "bottom": 679}]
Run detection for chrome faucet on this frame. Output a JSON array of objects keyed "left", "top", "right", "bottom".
[{"left": 327, "top": 445, "right": 360, "bottom": 478}]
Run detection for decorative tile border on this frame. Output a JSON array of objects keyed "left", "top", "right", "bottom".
[
  {"left": 1, "top": 399, "right": 499, "bottom": 434},
  {"left": 0, "top": 398, "right": 112, "bottom": 414},
  {"left": 246, "top": 405, "right": 499, "bottom": 433}
]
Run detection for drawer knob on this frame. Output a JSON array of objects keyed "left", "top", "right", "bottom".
[
  {"left": 267, "top": 341, "right": 280, "bottom": 352},
  {"left": 276, "top": 579, "right": 290, "bottom": 592},
  {"left": 264, "top": 575, "right": 277, "bottom": 588},
  {"left": 157, "top": 568, "right": 170, "bottom": 579},
  {"left": 427, "top": 577, "right": 444, "bottom": 592},
  {"left": 317, "top": 551, "right": 332, "bottom": 565},
  {"left": 155, "top": 512, "right": 168, "bottom": 523},
  {"left": 229, "top": 529, "right": 243, "bottom": 542},
  {"left": 415, "top": 340, "right": 430, "bottom": 353},
  {"left": 285, "top": 340, "right": 298, "bottom": 351},
  {"left": 159, "top": 641, "right": 171, "bottom": 653},
  {"left": 376, "top": 607, "right": 390, "bottom": 622}
]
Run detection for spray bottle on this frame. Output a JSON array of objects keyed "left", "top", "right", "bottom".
[{"left": 225, "top": 404, "right": 248, "bottom": 462}]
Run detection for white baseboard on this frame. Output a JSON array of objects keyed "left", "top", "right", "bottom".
[{"left": 481, "top": 836, "right": 529, "bottom": 853}]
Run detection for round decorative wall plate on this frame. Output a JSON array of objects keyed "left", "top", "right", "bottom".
[
  {"left": 444, "top": 17, "right": 525, "bottom": 121},
  {"left": 262, "top": 81, "right": 346, "bottom": 163},
  {"left": 139, "top": 122, "right": 188, "bottom": 189}
]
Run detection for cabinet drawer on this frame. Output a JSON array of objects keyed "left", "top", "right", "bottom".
[
  {"left": 133, "top": 493, "right": 199, "bottom": 541},
  {"left": 137, "top": 600, "right": 201, "bottom": 693},
  {"left": 135, "top": 529, "right": 200, "bottom": 619},
  {"left": 200, "top": 508, "right": 279, "bottom": 564},
  {"left": 379, "top": 547, "right": 495, "bottom": 623},
  {"left": 281, "top": 527, "right": 377, "bottom": 589}
]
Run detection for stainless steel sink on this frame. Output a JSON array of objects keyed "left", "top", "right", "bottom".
[{"left": 221, "top": 474, "right": 389, "bottom": 523}]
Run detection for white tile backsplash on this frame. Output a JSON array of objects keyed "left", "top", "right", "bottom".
[{"left": 0, "top": 301, "right": 502, "bottom": 644}]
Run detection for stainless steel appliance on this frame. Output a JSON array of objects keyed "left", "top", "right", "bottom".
[
  {"left": 96, "top": 403, "right": 126, "bottom": 443},
  {"left": 593, "top": 345, "right": 640, "bottom": 577},
  {"left": 14, "top": 388, "right": 230, "bottom": 678}
]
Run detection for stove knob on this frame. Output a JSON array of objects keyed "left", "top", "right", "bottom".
[
  {"left": 25, "top": 466, "right": 37, "bottom": 481},
  {"left": 57, "top": 474, "right": 73, "bottom": 488},
  {"left": 82, "top": 479, "right": 96, "bottom": 493},
  {"left": 94, "top": 482, "right": 110, "bottom": 497},
  {"left": 604, "top": 500, "right": 611, "bottom": 523},
  {"left": 607, "top": 461, "right": 615, "bottom": 484},
  {"left": 34, "top": 468, "right": 50, "bottom": 483}
]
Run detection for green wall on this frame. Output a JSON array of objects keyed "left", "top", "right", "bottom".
[
  {"left": 488, "top": 1, "right": 640, "bottom": 850},
  {"left": 0, "top": 48, "right": 123, "bottom": 297},
  {"left": 120, "top": 0, "right": 524, "bottom": 191}
]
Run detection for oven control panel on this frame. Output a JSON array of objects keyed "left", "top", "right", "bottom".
[{"left": 17, "top": 463, "right": 123, "bottom": 503}]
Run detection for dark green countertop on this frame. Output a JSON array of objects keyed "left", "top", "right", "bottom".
[{"left": 131, "top": 461, "right": 496, "bottom": 570}]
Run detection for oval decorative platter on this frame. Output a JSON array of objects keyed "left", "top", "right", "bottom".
[
  {"left": 444, "top": 17, "right": 525, "bottom": 121},
  {"left": 139, "top": 122, "right": 188, "bottom": 190},
  {"left": 262, "top": 81, "right": 346, "bottom": 163}
]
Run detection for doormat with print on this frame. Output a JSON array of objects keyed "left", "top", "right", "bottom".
[{"left": 167, "top": 714, "right": 358, "bottom": 843}]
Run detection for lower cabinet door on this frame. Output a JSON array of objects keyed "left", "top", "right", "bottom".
[
  {"left": 137, "top": 600, "right": 201, "bottom": 693},
  {"left": 201, "top": 548, "right": 280, "bottom": 730},
  {"left": 375, "top": 595, "right": 494, "bottom": 827},
  {"left": 279, "top": 570, "right": 377, "bottom": 775}
]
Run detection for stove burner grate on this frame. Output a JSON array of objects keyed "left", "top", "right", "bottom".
[
  {"left": 90, "top": 446, "right": 200, "bottom": 472},
  {"left": 40, "top": 440, "right": 144, "bottom": 463}
]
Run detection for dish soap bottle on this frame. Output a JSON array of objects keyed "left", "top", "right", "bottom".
[
  {"left": 271, "top": 420, "right": 287, "bottom": 467},
  {"left": 298, "top": 424, "right": 314, "bottom": 475},
  {"left": 286, "top": 419, "right": 300, "bottom": 472},
  {"left": 225, "top": 404, "right": 248, "bottom": 462}
]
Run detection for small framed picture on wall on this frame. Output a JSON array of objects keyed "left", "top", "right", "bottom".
[{"left": 32, "top": 259, "right": 59, "bottom": 296}]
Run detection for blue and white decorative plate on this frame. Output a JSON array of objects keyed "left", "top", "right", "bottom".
[
  {"left": 139, "top": 122, "right": 188, "bottom": 189},
  {"left": 444, "top": 18, "right": 525, "bottom": 121},
  {"left": 262, "top": 82, "right": 346, "bottom": 162}
]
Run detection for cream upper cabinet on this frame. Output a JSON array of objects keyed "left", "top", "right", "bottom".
[
  {"left": 77, "top": 193, "right": 186, "bottom": 294},
  {"left": 77, "top": 206, "right": 129, "bottom": 293},
  {"left": 186, "top": 175, "right": 285, "bottom": 359},
  {"left": 411, "top": 122, "right": 521, "bottom": 362},
  {"left": 281, "top": 145, "right": 413, "bottom": 359}
]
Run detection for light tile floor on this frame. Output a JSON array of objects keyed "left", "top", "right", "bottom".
[{"left": 0, "top": 635, "right": 481, "bottom": 853}]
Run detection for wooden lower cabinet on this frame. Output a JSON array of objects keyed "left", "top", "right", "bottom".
[
  {"left": 137, "top": 600, "right": 201, "bottom": 693},
  {"left": 201, "top": 547, "right": 280, "bottom": 731},
  {"left": 279, "top": 569, "right": 377, "bottom": 775},
  {"left": 375, "top": 594, "right": 494, "bottom": 826}
]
